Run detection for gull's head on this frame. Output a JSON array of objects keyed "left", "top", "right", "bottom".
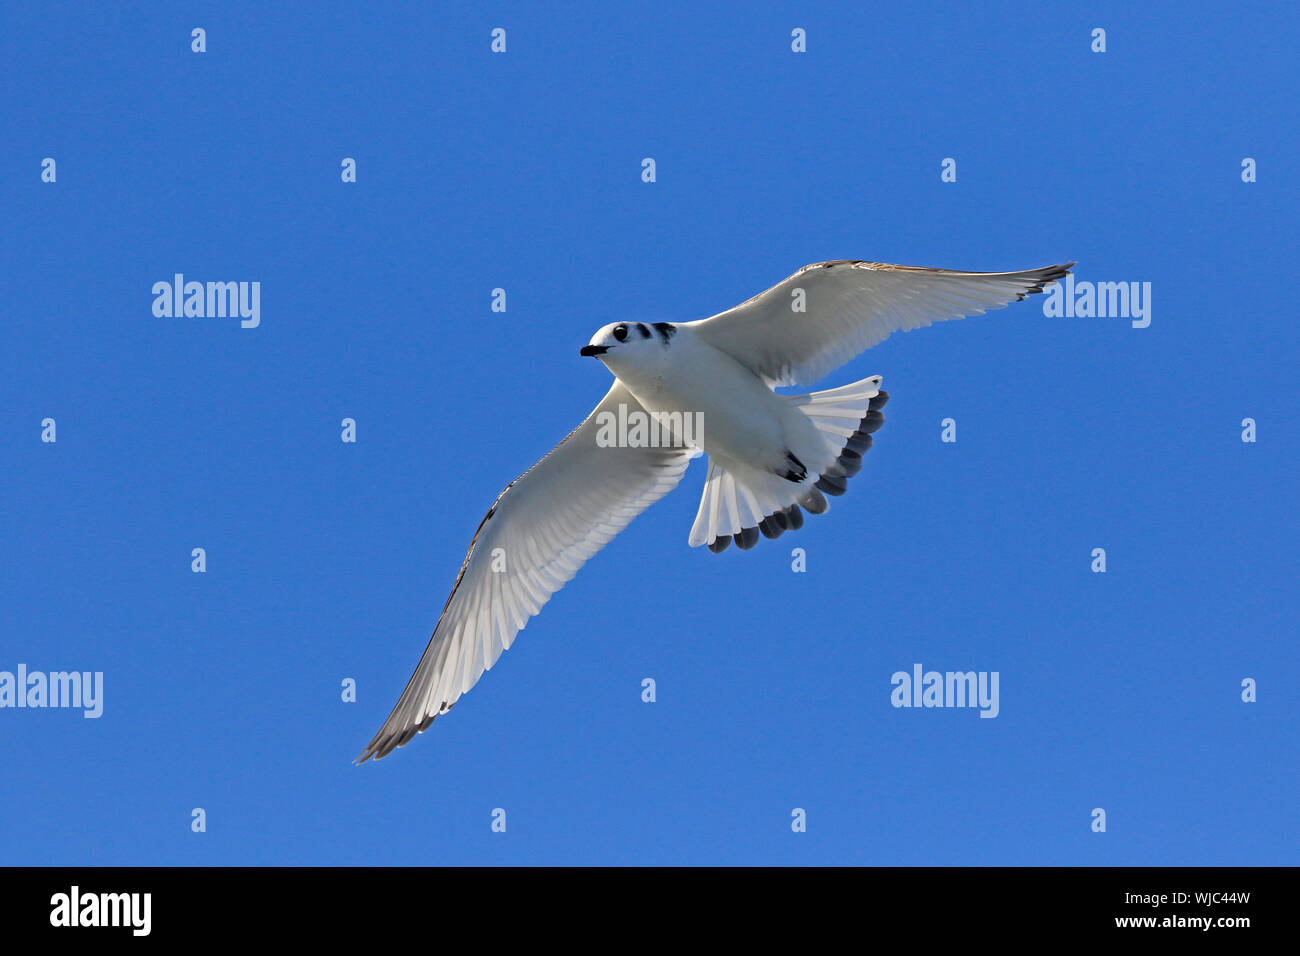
[{"left": 581, "top": 322, "right": 677, "bottom": 370}]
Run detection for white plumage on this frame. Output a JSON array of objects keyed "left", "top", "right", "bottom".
[{"left": 357, "top": 258, "right": 1072, "bottom": 762}]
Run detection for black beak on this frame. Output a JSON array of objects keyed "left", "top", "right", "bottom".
[{"left": 580, "top": 345, "right": 609, "bottom": 357}]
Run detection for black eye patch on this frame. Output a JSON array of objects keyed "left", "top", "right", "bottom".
[{"left": 636, "top": 323, "right": 651, "bottom": 339}]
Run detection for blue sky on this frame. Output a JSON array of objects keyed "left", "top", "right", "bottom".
[{"left": 2, "top": 1, "right": 1296, "bottom": 865}]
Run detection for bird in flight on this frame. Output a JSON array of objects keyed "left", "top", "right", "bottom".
[{"left": 357, "top": 258, "right": 1073, "bottom": 762}]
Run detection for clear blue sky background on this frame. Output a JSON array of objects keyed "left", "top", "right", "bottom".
[{"left": 2, "top": 2, "right": 1296, "bottom": 865}]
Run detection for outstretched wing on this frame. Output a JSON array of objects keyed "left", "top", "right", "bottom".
[
  {"left": 358, "top": 381, "right": 695, "bottom": 762},
  {"left": 686, "top": 260, "right": 1074, "bottom": 386}
]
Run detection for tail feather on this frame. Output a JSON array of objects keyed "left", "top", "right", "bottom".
[{"left": 689, "top": 375, "right": 888, "bottom": 553}]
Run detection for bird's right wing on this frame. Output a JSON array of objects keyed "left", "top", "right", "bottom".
[
  {"left": 357, "top": 380, "right": 696, "bottom": 763},
  {"left": 685, "top": 260, "right": 1074, "bottom": 386}
]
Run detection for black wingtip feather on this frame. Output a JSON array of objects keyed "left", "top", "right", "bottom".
[
  {"left": 858, "top": 410, "right": 885, "bottom": 434},
  {"left": 799, "top": 486, "right": 829, "bottom": 514},
  {"left": 815, "top": 474, "right": 847, "bottom": 496},
  {"left": 1015, "top": 262, "right": 1075, "bottom": 299}
]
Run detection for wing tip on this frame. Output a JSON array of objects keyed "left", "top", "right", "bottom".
[
  {"left": 1013, "top": 261, "right": 1075, "bottom": 300},
  {"left": 354, "top": 705, "right": 449, "bottom": 765}
]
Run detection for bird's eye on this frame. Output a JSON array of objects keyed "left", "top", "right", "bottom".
[{"left": 613, "top": 325, "right": 628, "bottom": 342}]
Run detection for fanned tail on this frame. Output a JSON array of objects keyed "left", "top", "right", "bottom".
[{"left": 689, "top": 375, "right": 888, "bottom": 553}]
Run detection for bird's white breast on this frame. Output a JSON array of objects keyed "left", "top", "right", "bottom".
[{"left": 610, "top": 327, "right": 795, "bottom": 468}]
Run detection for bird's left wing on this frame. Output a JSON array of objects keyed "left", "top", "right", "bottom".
[
  {"left": 685, "top": 260, "right": 1074, "bottom": 386},
  {"left": 357, "top": 380, "right": 695, "bottom": 762}
]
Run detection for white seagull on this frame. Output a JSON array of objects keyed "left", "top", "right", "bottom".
[{"left": 358, "top": 258, "right": 1073, "bottom": 762}]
